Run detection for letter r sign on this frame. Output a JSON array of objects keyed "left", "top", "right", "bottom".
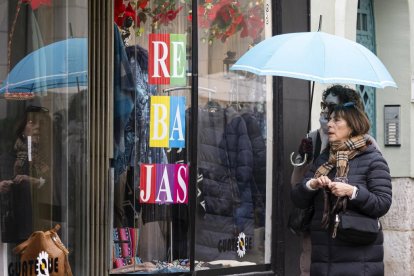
[{"left": 149, "top": 33, "right": 186, "bottom": 85}]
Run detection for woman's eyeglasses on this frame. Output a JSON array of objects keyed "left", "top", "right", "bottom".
[{"left": 320, "top": 102, "right": 336, "bottom": 110}]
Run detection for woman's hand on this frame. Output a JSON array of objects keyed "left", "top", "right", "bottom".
[
  {"left": 309, "top": 176, "right": 332, "bottom": 189},
  {"left": 13, "top": 174, "right": 32, "bottom": 184},
  {"left": 328, "top": 181, "right": 354, "bottom": 197},
  {"left": 13, "top": 175, "right": 45, "bottom": 188},
  {"left": 0, "top": 180, "right": 13, "bottom": 193}
]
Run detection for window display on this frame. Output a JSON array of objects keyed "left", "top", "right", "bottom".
[
  {"left": 111, "top": 2, "right": 191, "bottom": 271},
  {"left": 195, "top": 75, "right": 267, "bottom": 266},
  {"left": 111, "top": 0, "right": 269, "bottom": 274},
  {"left": 0, "top": 0, "right": 272, "bottom": 274}
]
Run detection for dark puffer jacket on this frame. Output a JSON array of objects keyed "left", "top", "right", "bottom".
[
  {"left": 291, "top": 143, "right": 392, "bottom": 276},
  {"left": 241, "top": 110, "right": 266, "bottom": 227},
  {"left": 196, "top": 106, "right": 254, "bottom": 261}
]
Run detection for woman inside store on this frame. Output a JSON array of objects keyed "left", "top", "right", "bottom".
[{"left": 291, "top": 101, "right": 392, "bottom": 275}]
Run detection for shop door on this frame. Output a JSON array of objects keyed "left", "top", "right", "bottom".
[{"left": 356, "top": 0, "right": 377, "bottom": 137}]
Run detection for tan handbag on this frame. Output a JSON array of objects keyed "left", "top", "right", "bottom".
[{"left": 13, "top": 224, "right": 73, "bottom": 276}]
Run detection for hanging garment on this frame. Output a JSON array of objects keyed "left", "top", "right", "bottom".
[
  {"left": 195, "top": 105, "right": 255, "bottom": 261},
  {"left": 240, "top": 109, "right": 266, "bottom": 228},
  {"left": 113, "top": 24, "right": 135, "bottom": 182},
  {"left": 113, "top": 25, "right": 136, "bottom": 227},
  {"left": 119, "top": 45, "right": 171, "bottom": 262},
  {"left": 125, "top": 45, "right": 169, "bottom": 225}
]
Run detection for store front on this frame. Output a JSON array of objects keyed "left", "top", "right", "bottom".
[
  {"left": 110, "top": 0, "right": 272, "bottom": 274},
  {"left": 0, "top": 0, "right": 309, "bottom": 275}
]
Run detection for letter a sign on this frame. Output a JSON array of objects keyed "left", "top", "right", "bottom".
[
  {"left": 150, "top": 96, "right": 186, "bottom": 148},
  {"left": 149, "top": 33, "right": 186, "bottom": 85}
]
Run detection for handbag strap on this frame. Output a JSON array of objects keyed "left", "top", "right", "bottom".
[
  {"left": 49, "top": 224, "right": 73, "bottom": 276},
  {"left": 49, "top": 225, "right": 69, "bottom": 255},
  {"left": 64, "top": 254, "right": 73, "bottom": 276},
  {"left": 342, "top": 198, "right": 348, "bottom": 211},
  {"left": 331, "top": 197, "right": 348, "bottom": 216}
]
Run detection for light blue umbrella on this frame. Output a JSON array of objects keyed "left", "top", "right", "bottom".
[
  {"left": 231, "top": 31, "right": 397, "bottom": 167},
  {"left": 0, "top": 38, "right": 87, "bottom": 98},
  {"left": 230, "top": 31, "right": 397, "bottom": 89}
]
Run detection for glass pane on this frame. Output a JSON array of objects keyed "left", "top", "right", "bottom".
[
  {"left": 357, "top": 14, "right": 361, "bottom": 30},
  {"left": 195, "top": 0, "right": 268, "bottom": 270},
  {"left": 0, "top": 1, "right": 88, "bottom": 275},
  {"left": 362, "top": 14, "right": 368, "bottom": 31},
  {"left": 111, "top": 0, "right": 191, "bottom": 273}
]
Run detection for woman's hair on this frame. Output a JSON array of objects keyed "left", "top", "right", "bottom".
[
  {"left": 332, "top": 102, "right": 370, "bottom": 136},
  {"left": 322, "top": 85, "right": 364, "bottom": 110},
  {"left": 15, "top": 106, "right": 50, "bottom": 140}
]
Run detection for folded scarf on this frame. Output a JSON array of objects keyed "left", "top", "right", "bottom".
[{"left": 313, "top": 135, "right": 367, "bottom": 229}]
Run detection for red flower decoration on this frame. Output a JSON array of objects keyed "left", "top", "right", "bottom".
[
  {"left": 242, "top": 5, "right": 264, "bottom": 40},
  {"left": 195, "top": 0, "right": 265, "bottom": 44},
  {"left": 137, "top": 0, "right": 148, "bottom": 9},
  {"left": 114, "top": 0, "right": 181, "bottom": 29},
  {"left": 114, "top": 0, "right": 126, "bottom": 26},
  {"left": 153, "top": 6, "right": 183, "bottom": 26},
  {"left": 124, "top": 3, "right": 138, "bottom": 26},
  {"left": 23, "top": 0, "right": 52, "bottom": 10},
  {"left": 114, "top": 1, "right": 139, "bottom": 27}
]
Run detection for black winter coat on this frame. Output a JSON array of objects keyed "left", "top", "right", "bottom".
[
  {"left": 196, "top": 106, "right": 254, "bottom": 261},
  {"left": 241, "top": 110, "right": 266, "bottom": 227},
  {"left": 291, "top": 144, "right": 392, "bottom": 276}
]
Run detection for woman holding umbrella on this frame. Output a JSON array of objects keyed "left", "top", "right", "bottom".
[
  {"left": 290, "top": 85, "right": 380, "bottom": 276},
  {"left": 291, "top": 100, "right": 392, "bottom": 275}
]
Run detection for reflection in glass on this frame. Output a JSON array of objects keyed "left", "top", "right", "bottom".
[
  {"left": 0, "top": 1, "right": 88, "bottom": 275},
  {"left": 195, "top": 0, "right": 267, "bottom": 269}
]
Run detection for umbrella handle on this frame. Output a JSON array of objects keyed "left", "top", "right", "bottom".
[{"left": 290, "top": 152, "right": 308, "bottom": 167}]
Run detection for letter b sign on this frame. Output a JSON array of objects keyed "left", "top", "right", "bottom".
[{"left": 150, "top": 96, "right": 186, "bottom": 148}]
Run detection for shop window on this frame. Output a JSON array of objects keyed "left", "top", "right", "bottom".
[
  {"left": 357, "top": 13, "right": 368, "bottom": 31},
  {"left": 195, "top": 0, "right": 267, "bottom": 268},
  {"left": 111, "top": 0, "right": 269, "bottom": 274},
  {"left": 0, "top": 1, "right": 88, "bottom": 275},
  {"left": 111, "top": 0, "right": 192, "bottom": 273}
]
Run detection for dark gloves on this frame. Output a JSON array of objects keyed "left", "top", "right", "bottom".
[{"left": 298, "top": 137, "right": 313, "bottom": 162}]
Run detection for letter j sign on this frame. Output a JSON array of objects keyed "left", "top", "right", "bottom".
[{"left": 150, "top": 96, "right": 186, "bottom": 148}]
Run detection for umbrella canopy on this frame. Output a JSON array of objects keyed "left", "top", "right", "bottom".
[
  {"left": 230, "top": 31, "right": 397, "bottom": 89},
  {"left": 0, "top": 37, "right": 87, "bottom": 98}
]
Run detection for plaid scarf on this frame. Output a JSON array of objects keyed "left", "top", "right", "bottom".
[
  {"left": 316, "top": 135, "right": 367, "bottom": 229},
  {"left": 14, "top": 137, "right": 49, "bottom": 177}
]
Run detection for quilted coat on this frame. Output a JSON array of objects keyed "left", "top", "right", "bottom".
[
  {"left": 196, "top": 105, "right": 255, "bottom": 261},
  {"left": 291, "top": 143, "right": 392, "bottom": 276},
  {"left": 241, "top": 110, "right": 266, "bottom": 227}
]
